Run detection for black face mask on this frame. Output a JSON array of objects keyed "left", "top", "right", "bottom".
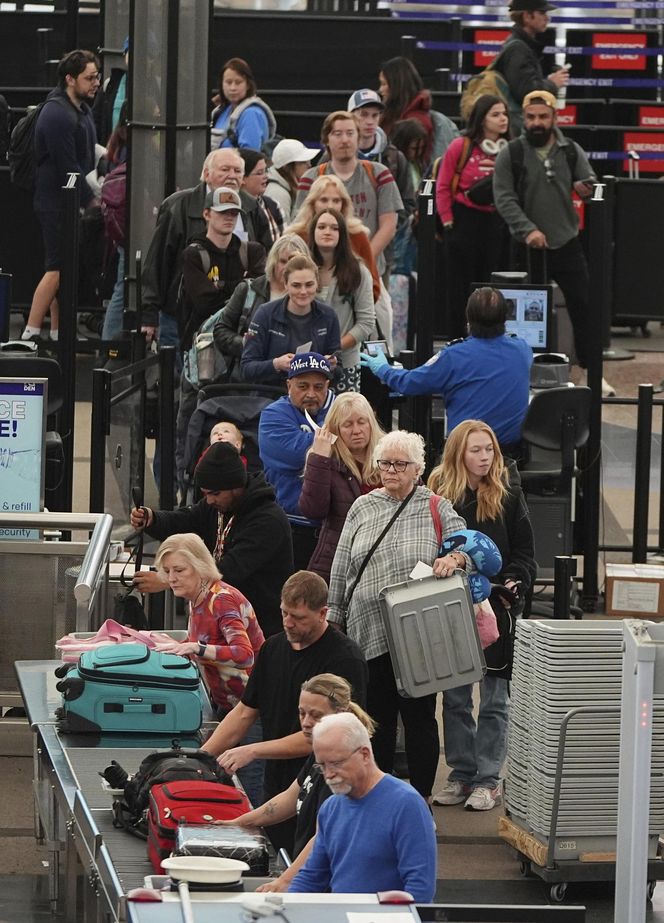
[{"left": 525, "top": 125, "right": 553, "bottom": 147}]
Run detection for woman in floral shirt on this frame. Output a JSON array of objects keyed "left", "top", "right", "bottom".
[{"left": 154, "top": 532, "right": 265, "bottom": 803}]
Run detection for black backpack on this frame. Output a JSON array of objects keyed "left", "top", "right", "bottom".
[
  {"left": 8, "top": 96, "right": 68, "bottom": 190},
  {"left": 106, "top": 745, "right": 232, "bottom": 837}
]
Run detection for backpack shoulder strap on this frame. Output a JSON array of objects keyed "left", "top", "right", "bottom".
[
  {"left": 450, "top": 136, "right": 473, "bottom": 198},
  {"left": 239, "top": 239, "right": 248, "bottom": 272},
  {"left": 317, "top": 162, "right": 329, "bottom": 177},
  {"left": 508, "top": 138, "right": 526, "bottom": 197},
  {"left": 360, "top": 159, "right": 378, "bottom": 189},
  {"left": 563, "top": 140, "right": 579, "bottom": 177}
]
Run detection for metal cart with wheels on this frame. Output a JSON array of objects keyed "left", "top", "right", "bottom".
[
  {"left": 502, "top": 619, "right": 664, "bottom": 906},
  {"left": 500, "top": 703, "right": 664, "bottom": 903}
]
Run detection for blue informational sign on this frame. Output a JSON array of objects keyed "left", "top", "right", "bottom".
[{"left": 0, "top": 378, "right": 47, "bottom": 539}]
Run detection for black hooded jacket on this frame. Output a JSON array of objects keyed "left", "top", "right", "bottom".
[{"left": 147, "top": 472, "right": 293, "bottom": 637}]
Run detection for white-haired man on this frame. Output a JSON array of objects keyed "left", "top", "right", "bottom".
[
  {"left": 141, "top": 148, "right": 272, "bottom": 343},
  {"left": 288, "top": 713, "right": 436, "bottom": 900}
]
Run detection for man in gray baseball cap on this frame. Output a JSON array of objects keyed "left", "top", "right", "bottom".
[{"left": 346, "top": 87, "right": 414, "bottom": 221}]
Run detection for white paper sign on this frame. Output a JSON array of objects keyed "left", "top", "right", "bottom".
[{"left": 612, "top": 579, "right": 660, "bottom": 613}]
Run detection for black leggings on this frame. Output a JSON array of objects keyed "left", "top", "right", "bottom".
[
  {"left": 367, "top": 652, "right": 439, "bottom": 799},
  {"left": 445, "top": 203, "right": 509, "bottom": 340}
]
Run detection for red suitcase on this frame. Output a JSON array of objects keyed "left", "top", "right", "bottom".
[{"left": 147, "top": 780, "right": 250, "bottom": 873}]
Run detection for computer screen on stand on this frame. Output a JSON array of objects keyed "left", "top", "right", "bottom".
[{"left": 471, "top": 282, "right": 553, "bottom": 353}]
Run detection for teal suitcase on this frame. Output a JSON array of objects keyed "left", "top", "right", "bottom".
[{"left": 55, "top": 643, "right": 203, "bottom": 734}]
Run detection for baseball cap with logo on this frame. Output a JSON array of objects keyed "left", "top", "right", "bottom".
[
  {"left": 347, "top": 89, "right": 385, "bottom": 113},
  {"left": 287, "top": 352, "right": 334, "bottom": 380},
  {"left": 204, "top": 186, "right": 243, "bottom": 213}
]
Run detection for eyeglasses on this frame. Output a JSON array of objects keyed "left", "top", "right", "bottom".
[
  {"left": 312, "top": 747, "right": 362, "bottom": 774},
  {"left": 543, "top": 158, "right": 555, "bottom": 182},
  {"left": 377, "top": 459, "right": 415, "bottom": 473},
  {"left": 250, "top": 169, "right": 267, "bottom": 177}
]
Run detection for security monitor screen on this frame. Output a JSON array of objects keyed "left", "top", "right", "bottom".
[{"left": 471, "top": 283, "right": 553, "bottom": 353}]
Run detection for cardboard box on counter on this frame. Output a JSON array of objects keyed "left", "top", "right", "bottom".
[{"left": 605, "top": 563, "right": 664, "bottom": 618}]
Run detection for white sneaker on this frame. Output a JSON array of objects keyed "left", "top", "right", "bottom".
[
  {"left": 576, "top": 370, "right": 615, "bottom": 397},
  {"left": 602, "top": 377, "right": 616, "bottom": 397},
  {"left": 431, "top": 780, "right": 470, "bottom": 805},
  {"left": 464, "top": 785, "right": 502, "bottom": 811}
]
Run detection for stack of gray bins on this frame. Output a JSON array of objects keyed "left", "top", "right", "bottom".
[{"left": 506, "top": 619, "right": 664, "bottom": 863}]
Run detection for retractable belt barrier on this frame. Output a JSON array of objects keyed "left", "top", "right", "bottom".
[{"left": 417, "top": 40, "right": 664, "bottom": 56}]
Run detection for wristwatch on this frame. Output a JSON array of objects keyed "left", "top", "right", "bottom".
[{"left": 197, "top": 642, "right": 206, "bottom": 658}]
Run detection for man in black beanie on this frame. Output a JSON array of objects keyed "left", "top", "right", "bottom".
[{"left": 131, "top": 441, "right": 293, "bottom": 637}]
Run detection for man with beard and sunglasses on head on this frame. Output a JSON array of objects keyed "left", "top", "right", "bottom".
[{"left": 493, "top": 91, "right": 615, "bottom": 397}]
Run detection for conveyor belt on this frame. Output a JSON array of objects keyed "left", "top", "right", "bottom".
[
  {"left": 62, "top": 747, "right": 155, "bottom": 808},
  {"left": 63, "top": 746, "right": 163, "bottom": 890}
]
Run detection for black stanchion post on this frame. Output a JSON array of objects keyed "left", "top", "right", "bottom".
[
  {"left": 414, "top": 180, "right": 436, "bottom": 447},
  {"left": 164, "top": 0, "right": 180, "bottom": 196},
  {"left": 89, "top": 368, "right": 111, "bottom": 513},
  {"left": 450, "top": 18, "right": 463, "bottom": 92},
  {"left": 134, "top": 250, "right": 142, "bottom": 332},
  {"left": 580, "top": 186, "right": 606, "bottom": 609},
  {"left": 66, "top": 0, "right": 79, "bottom": 53},
  {"left": 397, "top": 349, "right": 415, "bottom": 432},
  {"left": 400, "top": 35, "right": 416, "bottom": 60},
  {"left": 52, "top": 174, "right": 80, "bottom": 512},
  {"left": 436, "top": 68, "right": 451, "bottom": 91},
  {"left": 158, "top": 346, "right": 176, "bottom": 511},
  {"left": 37, "top": 28, "right": 53, "bottom": 84},
  {"left": 632, "top": 383, "right": 653, "bottom": 564},
  {"left": 553, "top": 555, "right": 576, "bottom": 619}
]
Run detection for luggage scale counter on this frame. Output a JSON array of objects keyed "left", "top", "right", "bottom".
[{"left": 15, "top": 659, "right": 220, "bottom": 923}]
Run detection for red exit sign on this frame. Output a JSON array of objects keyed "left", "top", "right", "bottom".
[
  {"left": 624, "top": 132, "right": 664, "bottom": 173},
  {"left": 557, "top": 106, "right": 577, "bottom": 126},
  {"left": 592, "top": 33, "right": 647, "bottom": 70},
  {"left": 473, "top": 30, "right": 510, "bottom": 68},
  {"left": 639, "top": 107, "right": 664, "bottom": 128}
]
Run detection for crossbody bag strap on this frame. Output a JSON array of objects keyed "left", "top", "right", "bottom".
[{"left": 343, "top": 486, "right": 417, "bottom": 611}]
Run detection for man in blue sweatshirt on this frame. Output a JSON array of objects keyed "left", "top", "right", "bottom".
[
  {"left": 258, "top": 353, "right": 335, "bottom": 570},
  {"left": 22, "top": 49, "right": 100, "bottom": 345},
  {"left": 288, "top": 713, "right": 436, "bottom": 900}
]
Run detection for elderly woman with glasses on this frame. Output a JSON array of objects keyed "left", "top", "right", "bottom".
[{"left": 327, "top": 429, "right": 468, "bottom": 805}]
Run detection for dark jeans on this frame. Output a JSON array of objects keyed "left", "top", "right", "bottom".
[
  {"left": 515, "top": 237, "right": 590, "bottom": 368},
  {"left": 445, "top": 204, "right": 509, "bottom": 340},
  {"left": 367, "top": 652, "right": 439, "bottom": 799}
]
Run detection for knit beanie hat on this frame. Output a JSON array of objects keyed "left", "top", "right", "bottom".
[{"left": 194, "top": 441, "right": 248, "bottom": 491}]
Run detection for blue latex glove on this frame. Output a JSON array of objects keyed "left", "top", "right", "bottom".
[{"left": 359, "top": 350, "right": 389, "bottom": 376}]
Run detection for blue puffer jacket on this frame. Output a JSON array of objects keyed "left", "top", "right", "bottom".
[
  {"left": 241, "top": 297, "right": 341, "bottom": 385},
  {"left": 258, "top": 392, "right": 335, "bottom": 523},
  {"left": 440, "top": 529, "right": 502, "bottom": 602}
]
